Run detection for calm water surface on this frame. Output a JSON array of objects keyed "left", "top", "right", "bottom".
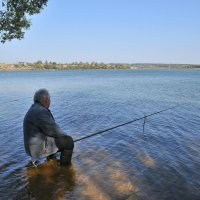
[{"left": 0, "top": 69, "right": 199, "bottom": 200}]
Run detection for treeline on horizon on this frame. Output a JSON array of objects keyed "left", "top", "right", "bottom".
[{"left": 0, "top": 61, "right": 200, "bottom": 70}]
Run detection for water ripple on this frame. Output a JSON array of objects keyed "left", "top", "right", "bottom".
[{"left": 0, "top": 70, "right": 200, "bottom": 200}]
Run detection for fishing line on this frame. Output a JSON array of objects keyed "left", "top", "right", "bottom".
[
  {"left": 74, "top": 105, "right": 179, "bottom": 143},
  {"left": 143, "top": 115, "right": 147, "bottom": 134}
]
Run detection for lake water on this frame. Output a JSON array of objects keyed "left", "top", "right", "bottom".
[{"left": 0, "top": 69, "right": 199, "bottom": 200}]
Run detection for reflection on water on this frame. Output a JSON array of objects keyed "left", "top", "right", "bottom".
[
  {"left": 74, "top": 149, "right": 140, "bottom": 200},
  {"left": 24, "top": 150, "right": 140, "bottom": 200},
  {"left": 137, "top": 152, "right": 156, "bottom": 168},
  {"left": 26, "top": 160, "right": 76, "bottom": 200}
]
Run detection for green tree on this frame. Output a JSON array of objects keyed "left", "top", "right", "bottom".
[
  {"left": 36, "top": 60, "right": 43, "bottom": 64},
  {"left": 0, "top": 0, "right": 47, "bottom": 43}
]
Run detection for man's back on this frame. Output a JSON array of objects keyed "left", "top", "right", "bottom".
[{"left": 23, "top": 102, "right": 58, "bottom": 159}]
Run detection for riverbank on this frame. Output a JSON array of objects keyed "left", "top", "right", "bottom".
[{"left": 0, "top": 62, "right": 200, "bottom": 71}]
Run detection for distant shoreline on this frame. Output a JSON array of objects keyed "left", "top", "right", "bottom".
[{"left": 0, "top": 62, "right": 200, "bottom": 71}]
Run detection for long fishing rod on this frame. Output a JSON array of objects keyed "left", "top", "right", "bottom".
[{"left": 74, "top": 105, "right": 179, "bottom": 143}]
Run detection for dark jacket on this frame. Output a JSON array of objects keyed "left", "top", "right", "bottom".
[{"left": 23, "top": 102, "right": 66, "bottom": 159}]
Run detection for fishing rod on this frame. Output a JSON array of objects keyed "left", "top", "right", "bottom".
[{"left": 74, "top": 105, "right": 179, "bottom": 143}]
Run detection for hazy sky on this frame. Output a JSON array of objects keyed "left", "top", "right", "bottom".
[{"left": 0, "top": 0, "right": 200, "bottom": 64}]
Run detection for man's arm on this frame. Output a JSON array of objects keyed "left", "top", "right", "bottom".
[{"left": 37, "top": 108, "right": 67, "bottom": 138}]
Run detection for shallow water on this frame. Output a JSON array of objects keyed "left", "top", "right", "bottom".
[{"left": 0, "top": 69, "right": 199, "bottom": 200}]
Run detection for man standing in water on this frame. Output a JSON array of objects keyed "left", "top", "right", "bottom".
[{"left": 23, "top": 88, "right": 74, "bottom": 166}]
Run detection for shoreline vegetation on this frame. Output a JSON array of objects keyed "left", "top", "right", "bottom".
[{"left": 0, "top": 61, "right": 200, "bottom": 71}]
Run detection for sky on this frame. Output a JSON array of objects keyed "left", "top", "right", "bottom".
[{"left": 0, "top": 0, "right": 200, "bottom": 64}]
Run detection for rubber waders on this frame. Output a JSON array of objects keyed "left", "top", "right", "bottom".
[{"left": 60, "top": 150, "right": 73, "bottom": 165}]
